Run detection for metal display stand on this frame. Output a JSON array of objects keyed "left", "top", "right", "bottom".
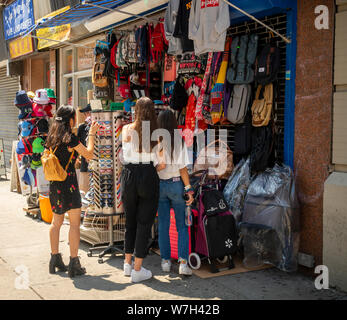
[{"left": 82, "top": 110, "right": 129, "bottom": 264}]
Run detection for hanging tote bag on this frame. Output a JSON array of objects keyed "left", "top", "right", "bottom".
[
  {"left": 41, "top": 148, "right": 75, "bottom": 182},
  {"left": 194, "top": 139, "right": 234, "bottom": 180},
  {"left": 251, "top": 83, "right": 273, "bottom": 127}
]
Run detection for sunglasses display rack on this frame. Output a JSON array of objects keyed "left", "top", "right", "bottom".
[{"left": 82, "top": 110, "right": 128, "bottom": 264}]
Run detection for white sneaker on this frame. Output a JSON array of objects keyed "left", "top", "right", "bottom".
[
  {"left": 131, "top": 267, "right": 152, "bottom": 283},
  {"left": 161, "top": 259, "right": 172, "bottom": 272},
  {"left": 124, "top": 262, "right": 133, "bottom": 277},
  {"left": 179, "top": 262, "right": 193, "bottom": 276}
]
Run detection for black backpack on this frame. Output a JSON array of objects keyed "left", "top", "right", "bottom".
[
  {"left": 254, "top": 42, "right": 280, "bottom": 85},
  {"left": 170, "top": 77, "right": 188, "bottom": 111},
  {"left": 250, "top": 124, "right": 274, "bottom": 173},
  {"left": 234, "top": 113, "right": 252, "bottom": 155}
]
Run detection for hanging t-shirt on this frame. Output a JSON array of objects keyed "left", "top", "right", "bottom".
[
  {"left": 164, "top": 54, "right": 177, "bottom": 82},
  {"left": 173, "top": 0, "right": 195, "bottom": 52}
]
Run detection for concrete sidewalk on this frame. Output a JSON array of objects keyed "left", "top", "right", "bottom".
[{"left": 0, "top": 179, "right": 346, "bottom": 300}]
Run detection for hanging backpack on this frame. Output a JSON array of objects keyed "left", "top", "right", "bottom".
[
  {"left": 124, "top": 31, "right": 137, "bottom": 63},
  {"left": 234, "top": 113, "right": 252, "bottom": 155},
  {"left": 254, "top": 42, "right": 280, "bottom": 85},
  {"left": 227, "top": 84, "right": 252, "bottom": 124},
  {"left": 92, "top": 55, "right": 108, "bottom": 88},
  {"left": 116, "top": 38, "right": 128, "bottom": 68},
  {"left": 250, "top": 124, "right": 274, "bottom": 173},
  {"left": 251, "top": 84, "right": 273, "bottom": 127},
  {"left": 227, "top": 34, "right": 259, "bottom": 84},
  {"left": 170, "top": 77, "right": 188, "bottom": 111},
  {"left": 151, "top": 21, "right": 168, "bottom": 63}
]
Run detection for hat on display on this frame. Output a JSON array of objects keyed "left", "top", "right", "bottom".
[
  {"left": 43, "top": 104, "right": 53, "bottom": 118},
  {"left": 20, "top": 121, "right": 34, "bottom": 137},
  {"left": 45, "top": 88, "right": 56, "bottom": 104},
  {"left": 31, "top": 159, "right": 42, "bottom": 169},
  {"left": 16, "top": 140, "right": 26, "bottom": 154},
  {"left": 14, "top": 90, "right": 32, "bottom": 108},
  {"left": 32, "top": 103, "right": 45, "bottom": 117},
  {"left": 32, "top": 137, "right": 45, "bottom": 154},
  {"left": 79, "top": 104, "right": 92, "bottom": 113},
  {"left": 27, "top": 91, "right": 35, "bottom": 101},
  {"left": 18, "top": 105, "right": 33, "bottom": 120},
  {"left": 33, "top": 89, "right": 49, "bottom": 105},
  {"left": 19, "top": 155, "right": 32, "bottom": 170},
  {"left": 36, "top": 118, "right": 49, "bottom": 134}
]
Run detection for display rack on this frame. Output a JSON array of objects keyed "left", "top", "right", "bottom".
[{"left": 80, "top": 110, "right": 129, "bottom": 264}]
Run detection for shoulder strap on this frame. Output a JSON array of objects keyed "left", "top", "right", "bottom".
[
  {"left": 65, "top": 150, "right": 75, "bottom": 171},
  {"left": 255, "top": 85, "right": 262, "bottom": 100}
]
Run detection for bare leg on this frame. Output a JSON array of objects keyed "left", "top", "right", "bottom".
[
  {"left": 125, "top": 253, "right": 133, "bottom": 265},
  {"left": 134, "top": 257, "right": 143, "bottom": 272},
  {"left": 49, "top": 213, "right": 65, "bottom": 254},
  {"left": 67, "top": 208, "right": 81, "bottom": 258}
]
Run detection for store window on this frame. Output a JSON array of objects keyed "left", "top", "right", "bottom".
[{"left": 60, "top": 42, "right": 94, "bottom": 109}]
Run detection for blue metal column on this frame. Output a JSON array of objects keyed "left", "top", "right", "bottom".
[{"left": 284, "top": 5, "right": 298, "bottom": 168}]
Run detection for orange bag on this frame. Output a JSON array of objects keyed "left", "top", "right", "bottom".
[{"left": 39, "top": 195, "right": 53, "bottom": 224}]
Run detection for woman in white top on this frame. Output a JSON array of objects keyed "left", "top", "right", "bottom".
[
  {"left": 157, "top": 110, "right": 194, "bottom": 276},
  {"left": 121, "top": 97, "right": 165, "bottom": 283}
]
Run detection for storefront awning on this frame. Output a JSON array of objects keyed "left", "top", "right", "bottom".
[
  {"left": 33, "top": 0, "right": 164, "bottom": 30},
  {"left": 22, "top": 0, "right": 290, "bottom": 43}
]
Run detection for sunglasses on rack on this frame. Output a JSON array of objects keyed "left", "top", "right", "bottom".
[
  {"left": 100, "top": 164, "right": 113, "bottom": 169},
  {"left": 100, "top": 154, "right": 112, "bottom": 159},
  {"left": 100, "top": 168, "right": 113, "bottom": 174},
  {"left": 98, "top": 145, "right": 112, "bottom": 150},
  {"left": 100, "top": 179, "right": 113, "bottom": 184},
  {"left": 98, "top": 135, "right": 112, "bottom": 140},
  {"left": 98, "top": 130, "right": 112, "bottom": 136},
  {"left": 99, "top": 149, "right": 112, "bottom": 155},
  {"left": 101, "top": 193, "right": 113, "bottom": 199}
]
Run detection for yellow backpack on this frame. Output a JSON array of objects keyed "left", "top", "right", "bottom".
[
  {"left": 251, "top": 84, "right": 273, "bottom": 127},
  {"left": 41, "top": 147, "right": 74, "bottom": 182}
]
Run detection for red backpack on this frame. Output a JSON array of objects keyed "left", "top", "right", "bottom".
[{"left": 151, "top": 21, "right": 168, "bottom": 63}]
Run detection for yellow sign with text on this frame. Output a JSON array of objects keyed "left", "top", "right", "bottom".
[
  {"left": 36, "top": 6, "right": 71, "bottom": 50},
  {"left": 9, "top": 36, "right": 34, "bottom": 59}
]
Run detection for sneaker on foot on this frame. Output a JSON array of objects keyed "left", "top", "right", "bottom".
[
  {"left": 131, "top": 267, "right": 152, "bottom": 283},
  {"left": 179, "top": 262, "right": 192, "bottom": 276},
  {"left": 124, "top": 262, "right": 133, "bottom": 277},
  {"left": 161, "top": 259, "right": 172, "bottom": 273}
]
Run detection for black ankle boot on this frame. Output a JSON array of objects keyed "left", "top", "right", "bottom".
[
  {"left": 68, "top": 257, "right": 86, "bottom": 278},
  {"left": 49, "top": 253, "right": 67, "bottom": 274}
]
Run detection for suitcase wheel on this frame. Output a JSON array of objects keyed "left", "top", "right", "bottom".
[{"left": 188, "top": 252, "right": 201, "bottom": 270}]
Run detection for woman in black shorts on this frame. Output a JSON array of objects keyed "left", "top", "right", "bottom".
[{"left": 45, "top": 105, "right": 99, "bottom": 277}]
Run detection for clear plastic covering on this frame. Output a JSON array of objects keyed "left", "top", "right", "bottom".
[
  {"left": 223, "top": 157, "right": 251, "bottom": 225},
  {"left": 240, "top": 164, "right": 300, "bottom": 272}
]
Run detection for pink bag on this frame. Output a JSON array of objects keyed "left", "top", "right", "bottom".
[{"left": 117, "top": 84, "right": 131, "bottom": 99}]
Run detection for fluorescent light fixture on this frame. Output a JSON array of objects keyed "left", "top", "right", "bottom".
[{"left": 84, "top": 0, "right": 168, "bottom": 32}]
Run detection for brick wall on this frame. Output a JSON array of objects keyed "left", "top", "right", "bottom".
[{"left": 295, "top": 0, "right": 335, "bottom": 265}]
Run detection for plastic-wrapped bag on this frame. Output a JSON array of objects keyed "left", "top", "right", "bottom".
[
  {"left": 240, "top": 164, "right": 300, "bottom": 272},
  {"left": 223, "top": 157, "right": 251, "bottom": 225}
]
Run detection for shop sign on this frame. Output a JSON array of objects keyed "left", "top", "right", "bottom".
[
  {"left": 36, "top": 6, "right": 71, "bottom": 50},
  {"left": 3, "top": 0, "right": 35, "bottom": 41},
  {"left": 0, "top": 139, "right": 6, "bottom": 176},
  {"left": 8, "top": 35, "right": 34, "bottom": 59}
]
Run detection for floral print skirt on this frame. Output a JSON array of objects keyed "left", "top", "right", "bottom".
[{"left": 49, "top": 169, "right": 81, "bottom": 215}]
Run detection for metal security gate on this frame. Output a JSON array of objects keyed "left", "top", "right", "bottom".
[
  {"left": 214, "top": 13, "right": 287, "bottom": 163},
  {"left": 0, "top": 66, "right": 20, "bottom": 168}
]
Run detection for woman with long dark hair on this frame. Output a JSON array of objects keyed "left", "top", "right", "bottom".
[
  {"left": 45, "top": 105, "right": 99, "bottom": 278},
  {"left": 157, "top": 109, "right": 194, "bottom": 275},
  {"left": 121, "top": 97, "right": 165, "bottom": 283}
]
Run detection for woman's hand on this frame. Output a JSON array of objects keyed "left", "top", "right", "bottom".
[
  {"left": 89, "top": 121, "right": 100, "bottom": 136},
  {"left": 185, "top": 192, "right": 194, "bottom": 206}
]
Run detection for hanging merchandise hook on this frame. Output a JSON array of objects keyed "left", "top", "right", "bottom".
[{"left": 221, "top": 0, "right": 291, "bottom": 44}]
